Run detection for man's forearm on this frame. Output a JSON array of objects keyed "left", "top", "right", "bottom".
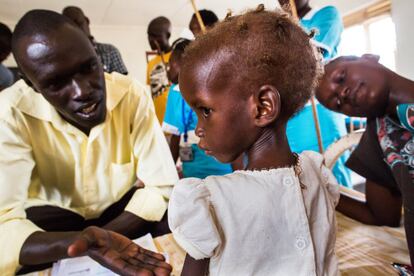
[
  {"left": 104, "top": 211, "right": 171, "bottom": 239},
  {"left": 103, "top": 211, "right": 154, "bottom": 239},
  {"left": 19, "top": 231, "right": 80, "bottom": 265}
]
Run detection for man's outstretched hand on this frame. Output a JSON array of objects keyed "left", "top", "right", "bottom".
[{"left": 67, "top": 226, "right": 172, "bottom": 276}]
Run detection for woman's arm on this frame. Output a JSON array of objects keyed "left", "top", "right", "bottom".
[{"left": 337, "top": 179, "right": 402, "bottom": 227}]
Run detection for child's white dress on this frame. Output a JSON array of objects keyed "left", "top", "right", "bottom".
[{"left": 168, "top": 151, "right": 339, "bottom": 276}]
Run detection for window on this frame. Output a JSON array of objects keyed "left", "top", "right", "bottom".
[{"left": 338, "top": 0, "right": 396, "bottom": 70}]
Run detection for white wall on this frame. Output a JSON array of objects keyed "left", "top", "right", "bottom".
[
  {"left": 392, "top": 0, "right": 414, "bottom": 79},
  {"left": 3, "top": 0, "right": 414, "bottom": 82},
  {"left": 3, "top": 23, "right": 185, "bottom": 85},
  {"left": 91, "top": 25, "right": 184, "bottom": 84}
]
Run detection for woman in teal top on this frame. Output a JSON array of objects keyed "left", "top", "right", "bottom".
[{"left": 162, "top": 39, "right": 233, "bottom": 178}]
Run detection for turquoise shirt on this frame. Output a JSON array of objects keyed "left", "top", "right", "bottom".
[
  {"left": 287, "top": 6, "right": 351, "bottom": 187},
  {"left": 163, "top": 84, "right": 233, "bottom": 179},
  {"left": 397, "top": 104, "right": 414, "bottom": 132}
]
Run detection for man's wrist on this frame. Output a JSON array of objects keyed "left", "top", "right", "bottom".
[
  {"left": 103, "top": 211, "right": 152, "bottom": 239},
  {"left": 19, "top": 231, "right": 81, "bottom": 265}
]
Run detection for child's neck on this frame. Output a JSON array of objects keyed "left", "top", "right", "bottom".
[{"left": 245, "top": 126, "right": 296, "bottom": 171}]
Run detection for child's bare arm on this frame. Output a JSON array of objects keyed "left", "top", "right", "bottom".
[
  {"left": 337, "top": 179, "right": 402, "bottom": 227},
  {"left": 181, "top": 254, "right": 209, "bottom": 276}
]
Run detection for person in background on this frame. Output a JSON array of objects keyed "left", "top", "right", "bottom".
[
  {"left": 146, "top": 16, "right": 172, "bottom": 124},
  {"left": 0, "top": 10, "right": 177, "bottom": 274},
  {"left": 316, "top": 54, "right": 414, "bottom": 267},
  {"left": 189, "top": 9, "right": 219, "bottom": 37},
  {"left": 163, "top": 38, "right": 233, "bottom": 178},
  {"left": 278, "top": 0, "right": 351, "bottom": 187},
  {"left": 0, "top": 22, "right": 14, "bottom": 91},
  {"left": 62, "top": 6, "right": 128, "bottom": 75}
]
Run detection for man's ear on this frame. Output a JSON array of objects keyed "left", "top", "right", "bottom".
[
  {"left": 85, "top": 16, "right": 90, "bottom": 25},
  {"left": 18, "top": 70, "right": 38, "bottom": 92},
  {"left": 361, "top": 53, "right": 380, "bottom": 63},
  {"left": 254, "top": 85, "right": 281, "bottom": 127}
]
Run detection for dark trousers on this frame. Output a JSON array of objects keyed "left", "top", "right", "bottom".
[{"left": 18, "top": 187, "right": 137, "bottom": 274}]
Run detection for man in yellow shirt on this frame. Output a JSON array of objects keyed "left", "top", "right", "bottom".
[
  {"left": 0, "top": 10, "right": 177, "bottom": 275},
  {"left": 146, "top": 16, "right": 172, "bottom": 124}
]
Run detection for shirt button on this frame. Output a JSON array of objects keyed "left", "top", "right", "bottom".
[
  {"left": 283, "top": 176, "right": 294, "bottom": 186},
  {"left": 295, "top": 237, "right": 307, "bottom": 250}
]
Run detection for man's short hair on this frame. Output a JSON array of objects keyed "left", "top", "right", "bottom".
[
  {"left": 192, "top": 10, "right": 219, "bottom": 27},
  {"left": 147, "top": 16, "right": 171, "bottom": 34},
  {"left": 12, "top": 9, "right": 80, "bottom": 63}
]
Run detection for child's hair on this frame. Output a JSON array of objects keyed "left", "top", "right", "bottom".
[
  {"left": 182, "top": 5, "right": 322, "bottom": 121},
  {"left": 171, "top": 38, "right": 192, "bottom": 56}
]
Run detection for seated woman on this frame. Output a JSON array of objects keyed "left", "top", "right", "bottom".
[
  {"left": 316, "top": 54, "right": 414, "bottom": 266},
  {"left": 162, "top": 38, "right": 234, "bottom": 179}
]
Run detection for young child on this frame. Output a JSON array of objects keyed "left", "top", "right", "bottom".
[
  {"left": 163, "top": 38, "right": 233, "bottom": 178},
  {"left": 168, "top": 6, "right": 339, "bottom": 275}
]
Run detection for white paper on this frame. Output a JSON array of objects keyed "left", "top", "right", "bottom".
[{"left": 52, "top": 233, "right": 158, "bottom": 276}]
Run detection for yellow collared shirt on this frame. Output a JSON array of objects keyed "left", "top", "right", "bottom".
[{"left": 0, "top": 73, "right": 178, "bottom": 274}]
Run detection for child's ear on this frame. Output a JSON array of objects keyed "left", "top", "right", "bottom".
[{"left": 254, "top": 85, "right": 281, "bottom": 127}]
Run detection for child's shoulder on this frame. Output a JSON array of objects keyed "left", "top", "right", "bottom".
[
  {"left": 299, "top": 151, "right": 340, "bottom": 205},
  {"left": 175, "top": 172, "right": 240, "bottom": 188},
  {"left": 299, "top": 151, "right": 333, "bottom": 181},
  {"left": 300, "top": 151, "right": 324, "bottom": 165},
  {"left": 172, "top": 172, "right": 248, "bottom": 197}
]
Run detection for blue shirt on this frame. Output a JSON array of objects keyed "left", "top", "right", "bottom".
[
  {"left": 0, "top": 64, "right": 14, "bottom": 90},
  {"left": 301, "top": 6, "right": 343, "bottom": 59},
  {"left": 287, "top": 6, "right": 351, "bottom": 187},
  {"left": 163, "top": 84, "right": 232, "bottom": 178}
]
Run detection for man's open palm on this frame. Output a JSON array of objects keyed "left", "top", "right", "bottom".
[{"left": 68, "top": 226, "right": 172, "bottom": 276}]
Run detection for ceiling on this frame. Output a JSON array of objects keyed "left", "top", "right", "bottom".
[{"left": 1, "top": 0, "right": 376, "bottom": 27}]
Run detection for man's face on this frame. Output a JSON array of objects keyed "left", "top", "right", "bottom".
[
  {"left": 189, "top": 17, "right": 202, "bottom": 37},
  {"left": 147, "top": 25, "right": 170, "bottom": 51},
  {"left": 316, "top": 55, "right": 389, "bottom": 118},
  {"left": 167, "top": 51, "right": 180, "bottom": 84},
  {"left": 179, "top": 55, "right": 257, "bottom": 163},
  {"left": 17, "top": 24, "right": 106, "bottom": 133}
]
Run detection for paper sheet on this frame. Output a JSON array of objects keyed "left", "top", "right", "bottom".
[{"left": 51, "top": 233, "right": 159, "bottom": 276}]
